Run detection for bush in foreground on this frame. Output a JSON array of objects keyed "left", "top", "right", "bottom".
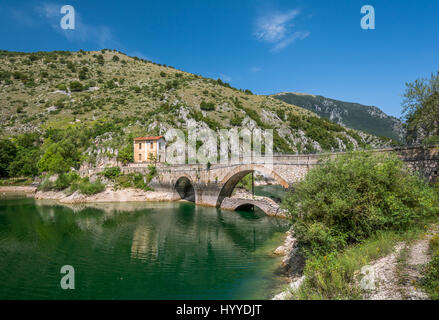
[{"left": 283, "top": 151, "right": 439, "bottom": 257}]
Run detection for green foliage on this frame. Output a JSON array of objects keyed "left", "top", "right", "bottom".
[
  {"left": 131, "top": 86, "right": 142, "bottom": 93},
  {"left": 37, "top": 143, "right": 73, "bottom": 174},
  {"left": 66, "top": 61, "right": 76, "bottom": 72},
  {"left": 288, "top": 113, "right": 354, "bottom": 151},
  {"left": 112, "top": 55, "right": 120, "bottom": 62},
  {"left": 0, "top": 139, "right": 17, "bottom": 177},
  {"left": 283, "top": 151, "right": 439, "bottom": 257},
  {"left": 242, "top": 107, "right": 268, "bottom": 129},
  {"left": 104, "top": 79, "right": 116, "bottom": 89},
  {"left": 4, "top": 133, "right": 42, "bottom": 177},
  {"left": 56, "top": 83, "right": 67, "bottom": 91},
  {"left": 200, "top": 101, "right": 215, "bottom": 111},
  {"left": 39, "top": 172, "right": 80, "bottom": 191},
  {"left": 78, "top": 68, "right": 88, "bottom": 80},
  {"left": 69, "top": 81, "right": 84, "bottom": 92},
  {"left": 273, "top": 131, "right": 293, "bottom": 153},
  {"left": 402, "top": 72, "right": 439, "bottom": 144},
  {"left": 70, "top": 177, "right": 105, "bottom": 195},
  {"left": 230, "top": 114, "right": 244, "bottom": 126},
  {"left": 235, "top": 173, "right": 252, "bottom": 192},
  {"left": 117, "top": 144, "right": 133, "bottom": 165},
  {"left": 147, "top": 164, "right": 157, "bottom": 182},
  {"left": 95, "top": 54, "right": 105, "bottom": 65},
  {"left": 114, "top": 172, "right": 153, "bottom": 191},
  {"left": 8, "top": 149, "right": 41, "bottom": 177},
  {"left": 423, "top": 136, "right": 439, "bottom": 146},
  {"left": 102, "top": 166, "right": 121, "bottom": 180},
  {"left": 421, "top": 233, "right": 439, "bottom": 299}
]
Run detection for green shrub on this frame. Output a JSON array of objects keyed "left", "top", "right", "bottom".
[
  {"left": 69, "top": 81, "right": 84, "bottom": 92},
  {"left": 146, "top": 164, "right": 157, "bottom": 182},
  {"left": 283, "top": 151, "right": 439, "bottom": 257},
  {"left": 39, "top": 178, "right": 54, "bottom": 191},
  {"left": 66, "top": 61, "right": 76, "bottom": 72},
  {"left": 102, "top": 166, "right": 121, "bottom": 180},
  {"left": 71, "top": 177, "right": 105, "bottom": 195},
  {"left": 117, "top": 144, "right": 133, "bottom": 165},
  {"left": 114, "top": 173, "right": 153, "bottom": 191},
  {"left": 56, "top": 83, "right": 67, "bottom": 91},
  {"left": 95, "top": 54, "right": 105, "bottom": 65},
  {"left": 39, "top": 172, "right": 80, "bottom": 191},
  {"left": 230, "top": 114, "right": 244, "bottom": 126},
  {"left": 200, "top": 101, "right": 215, "bottom": 111},
  {"left": 54, "top": 172, "right": 80, "bottom": 190},
  {"left": 79, "top": 69, "right": 87, "bottom": 80},
  {"left": 104, "top": 80, "right": 116, "bottom": 89}
]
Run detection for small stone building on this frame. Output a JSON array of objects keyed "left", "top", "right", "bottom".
[{"left": 133, "top": 136, "right": 166, "bottom": 163}]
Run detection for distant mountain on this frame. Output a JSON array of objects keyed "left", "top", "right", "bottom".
[{"left": 272, "top": 92, "right": 405, "bottom": 141}]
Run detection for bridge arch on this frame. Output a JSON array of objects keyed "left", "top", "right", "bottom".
[
  {"left": 220, "top": 196, "right": 286, "bottom": 217},
  {"left": 216, "top": 164, "right": 289, "bottom": 207},
  {"left": 174, "top": 175, "right": 196, "bottom": 202}
]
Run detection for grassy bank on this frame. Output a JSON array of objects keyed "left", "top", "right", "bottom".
[
  {"left": 421, "top": 233, "right": 439, "bottom": 299},
  {"left": 292, "top": 223, "right": 436, "bottom": 299}
]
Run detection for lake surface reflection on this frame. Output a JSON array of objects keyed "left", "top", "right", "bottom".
[{"left": 0, "top": 197, "right": 289, "bottom": 299}]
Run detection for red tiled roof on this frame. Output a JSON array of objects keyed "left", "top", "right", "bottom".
[{"left": 134, "top": 136, "right": 164, "bottom": 141}]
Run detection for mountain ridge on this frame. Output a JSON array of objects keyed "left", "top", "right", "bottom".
[{"left": 271, "top": 92, "right": 405, "bottom": 141}]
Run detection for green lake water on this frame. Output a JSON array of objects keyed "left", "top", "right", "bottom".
[{"left": 0, "top": 195, "right": 290, "bottom": 300}]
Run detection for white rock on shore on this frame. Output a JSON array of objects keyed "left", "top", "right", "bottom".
[{"left": 30, "top": 187, "right": 179, "bottom": 204}]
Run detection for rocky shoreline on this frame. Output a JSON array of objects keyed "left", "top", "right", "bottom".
[
  {"left": 272, "top": 229, "right": 306, "bottom": 300},
  {"left": 1, "top": 186, "right": 179, "bottom": 203},
  {"left": 0, "top": 186, "right": 38, "bottom": 193}
]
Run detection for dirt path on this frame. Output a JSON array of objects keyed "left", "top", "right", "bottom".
[
  {"left": 362, "top": 243, "right": 405, "bottom": 300},
  {"left": 401, "top": 236, "right": 431, "bottom": 300},
  {"left": 363, "top": 230, "right": 436, "bottom": 300}
]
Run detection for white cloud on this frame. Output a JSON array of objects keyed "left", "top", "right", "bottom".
[
  {"left": 35, "top": 3, "right": 117, "bottom": 48},
  {"left": 254, "top": 9, "right": 309, "bottom": 52},
  {"left": 271, "top": 31, "right": 310, "bottom": 52},
  {"left": 250, "top": 67, "right": 262, "bottom": 73}
]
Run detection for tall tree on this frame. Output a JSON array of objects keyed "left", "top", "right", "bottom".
[{"left": 402, "top": 72, "right": 439, "bottom": 144}]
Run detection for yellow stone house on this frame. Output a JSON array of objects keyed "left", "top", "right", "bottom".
[{"left": 133, "top": 136, "right": 166, "bottom": 163}]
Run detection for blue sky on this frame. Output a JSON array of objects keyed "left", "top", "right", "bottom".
[{"left": 1, "top": 0, "right": 438, "bottom": 118}]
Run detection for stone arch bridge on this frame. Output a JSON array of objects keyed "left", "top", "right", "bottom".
[{"left": 82, "top": 146, "right": 439, "bottom": 216}]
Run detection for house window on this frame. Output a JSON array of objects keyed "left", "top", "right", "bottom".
[
  {"left": 139, "top": 143, "right": 142, "bottom": 149},
  {"left": 139, "top": 154, "right": 142, "bottom": 161},
  {"left": 150, "top": 142, "right": 153, "bottom": 148}
]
